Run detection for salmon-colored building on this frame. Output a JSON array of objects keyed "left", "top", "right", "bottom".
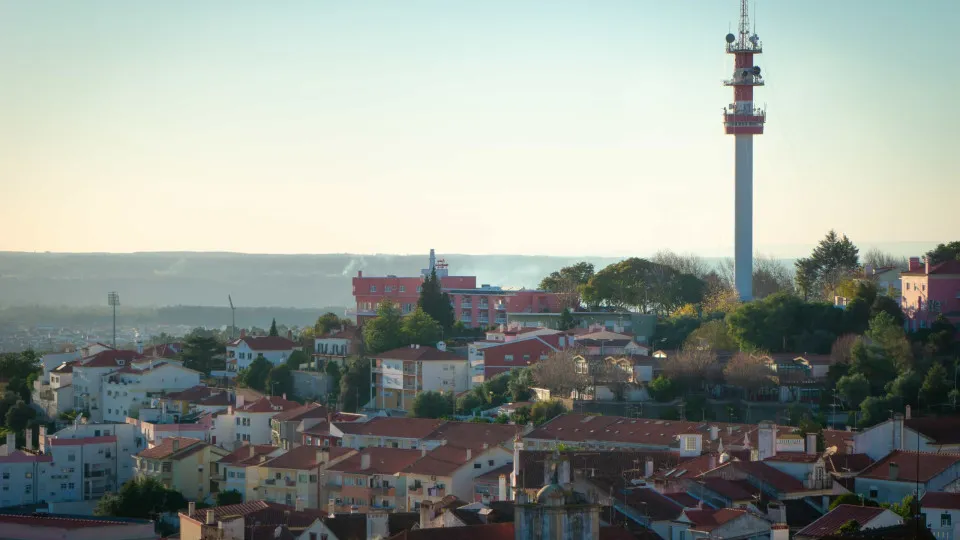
[
  {"left": 901, "top": 257, "right": 960, "bottom": 331},
  {"left": 351, "top": 249, "right": 562, "bottom": 327}
]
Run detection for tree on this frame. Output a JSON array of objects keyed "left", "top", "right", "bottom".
[
  {"left": 269, "top": 318, "right": 279, "bottom": 337},
  {"left": 830, "top": 334, "right": 858, "bottom": 366},
  {"left": 871, "top": 296, "right": 905, "bottom": 328},
  {"left": 849, "top": 338, "right": 899, "bottom": 396},
  {"left": 865, "top": 312, "right": 913, "bottom": 371},
  {"left": 339, "top": 357, "right": 371, "bottom": 412},
  {"left": 859, "top": 394, "right": 901, "bottom": 427},
  {"left": 4, "top": 400, "right": 36, "bottom": 433},
  {"left": 456, "top": 393, "right": 485, "bottom": 415},
  {"left": 325, "top": 361, "right": 342, "bottom": 404},
  {"left": 418, "top": 268, "right": 454, "bottom": 333},
  {"left": 510, "top": 406, "right": 531, "bottom": 426},
  {"left": 830, "top": 494, "right": 878, "bottom": 510},
  {"left": 662, "top": 347, "right": 721, "bottom": 392},
  {"left": 796, "top": 230, "right": 860, "bottom": 300},
  {"left": 837, "top": 520, "right": 862, "bottom": 535},
  {"left": 558, "top": 308, "right": 576, "bottom": 331},
  {"left": 238, "top": 355, "right": 272, "bottom": 392},
  {"left": 285, "top": 350, "right": 310, "bottom": 371},
  {"left": 723, "top": 353, "right": 777, "bottom": 397},
  {"left": 216, "top": 489, "right": 244, "bottom": 506},
  {"left": 180, "top": 331, "right": 224, "bottom": 376},
  {"left": 532, "top": 350, "right": 589, "bottom": 398},
  {"left": 265, "top": 365, "right": 294, "bottom": 397},
  {"left": 363, "top": 301, "right": 404, "bottom": 354},
  {"left": 926, "top": 241, "right": 960, "bottom": 265},
  {"left": 836, "top": 373, "right": 870, "bottom": 410},
  {"left": 530, "top": 400, "right": 567, "bottom": 426},
  {"left": 863, "top": 248, "right": 907, "bottom": 271},
  {"left": 752, "top": 255, "right": 795, "bottom": 299},
  {"left": 581, "top": 258, "right": 704, "bottom": 315},
  {"left": 539, "top": 262, "right": 595, "bottom": 311},
  {"left": 648, "top": 375, "right": 675, "bottom": 402},
  {"left": 412, "top": 391, "right": 453, "bottom": 418},
  {"left": 314, "top": 312, "right": 344, "bottom": 336},
  {"left": 6, "top": 377, "right": 30, "bottom": 403},
  {"left": 921, "top": 363, "right": 951, "bottom": 408},
  {"left": 94, "top": 477, "right": 187, "bottom": 520},
  {"left": 684, "top": 319, "right": 737, "bottom": 351},
  {"left": 884, "top": 494, "right": 916, "bottom": 519},
  {"left": 507, "top": 368, "right": 534, "bottom": 402},
  {"left": 401, "top": 307, "right": 442, "bottom": 346},
  {"left": 794, "top": 257, "right": 820, "bottom": 302},
  {"left": 653, "top": 250, "right": 709, "bottom": 279}
]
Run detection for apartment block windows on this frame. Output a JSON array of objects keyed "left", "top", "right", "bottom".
[{"left": 370, "top": 285, "right": 377, "bottom": 293}]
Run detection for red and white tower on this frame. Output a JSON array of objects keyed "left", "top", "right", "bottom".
[{"left": 724, "top": 0, "right": 765, "bottom": 301}]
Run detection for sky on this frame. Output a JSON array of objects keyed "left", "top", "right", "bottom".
[{"left": 1, "top": 0, "right": 957, "bottom": 258}]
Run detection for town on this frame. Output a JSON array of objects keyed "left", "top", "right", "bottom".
[{"left": 0, "top": 236, "right": 958, "bottom": 540}]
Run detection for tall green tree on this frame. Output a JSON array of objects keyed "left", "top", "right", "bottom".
[
  {"left": 180, "top": 331, "right": 224, "bottom": 375},
  {"left": 266, "top": 365, "right": 294, "bottom": 397},
  {"left": 836, "top": 373, "right": 870, "bottom": 410},
  {"left": 412, "top": 391, "right": 453, "bottom": 418},
  {"left": 325, "top": 361, "right": 342, "bottom": 404},
  {"left": 401, "top": 307, "right": 443, "bottom": 346},
  {"left": 921, "top": 363, "right": 951, "bottom": 408},
  {"left": 418, "top": 268, "right": 455, "bottom": 333},
  {"left": 339, "top": 357, "right": 371, "bottom": 412},
  {"left": 94, "top": 477, "right": 187, "bottom": 520},
  {"left": 4, "top": 400, "right": 36, "bottom": 433},
  {"left": 530, "top": 400, "right": 567, "bottom": 426},
  {"left": 581, "top": 258, "right": 704, "bottom": 315},
  {"left": 269, "top": 318, "right": 279, "bottom": 337},
  {"left": 849, "top": 338, "right": 899, "bottom": 396},
  {"left": 926, "top": 241, "right": 960, "bottom": 265},
  {"left": 539, "top": 262, "right": 595, "bottom": 310},
  {"left": 314, "top": 312, "right": 344, "bottom": 336},
  {"left": 794, "top": 257, "right": 820, "bottom": 302},
  {"left": 363, "top": 302, "right": 405, "bottom": 354},
  {"left": 885, "top": 369, "right": 921, "bottom": 408},
  {"left": 285, "top": 350, "right": 309, "bottom": 370},
  {"left": 795, "top": 230, "right": 860, "bottom": 300},
  {"left": 238, "top": 355, "right": 272, "bottom": 392},
  {"left": 865, "top": 312, "right": 913, "bottom": 371}
]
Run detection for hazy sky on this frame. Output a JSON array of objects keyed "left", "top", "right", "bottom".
[{"left": 1, "top": 1, "right": 957, "bottom": 257}]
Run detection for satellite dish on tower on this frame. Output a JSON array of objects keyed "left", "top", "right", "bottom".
[
  {"left": 753, "top": 66, "right": 762, "bottom": 75},
  {"left": 725, "top": 33, "right": 736, "bottom": 44}
]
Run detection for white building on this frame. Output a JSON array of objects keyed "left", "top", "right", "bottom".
[
  {"left": 313, "top": 327, "right": 359, "bottom": 367},
  {"left": 921, "top": 492, "right": 960, "bottom": 540},
  {"left": 214, "top": 444, "right": 283, "bottom": 501},
  {"left": 102, "top": 361, "right": 202, "bottom": 423},
  {"left": 72, "top": 350, "right": 146, "bottom": 422},
  {"left": 226, "top": 332, "right": 301, "bottom": 371},
  {"left": 32, "top": 360, "right": 78, "bottom": 419},
  {"left": 38, "top": 351, "right": 82, "bottom": 383},
  {"left": 213, "top": 395, "right": 301, "bottom": 449},
  {"left": 40, "top": 422, "right": 146, "bottom": 502},
  {"left": 0, "top": 433, "right": 59, "bottom": 508}
]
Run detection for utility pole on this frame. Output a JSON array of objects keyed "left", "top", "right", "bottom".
[
  {"left": 228, "top": 295, "right": 236, "bottom": 339},
  {"left": 107, "top": 292, "right": 120, "bottom": 348}
]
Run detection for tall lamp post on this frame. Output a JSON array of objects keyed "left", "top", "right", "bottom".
[{"left": 107, "top": 292, "right": 120, "bottom": 348}]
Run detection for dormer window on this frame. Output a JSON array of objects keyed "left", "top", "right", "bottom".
[{"left": 117, "top": 360, "right": 125, "bottom": 366}]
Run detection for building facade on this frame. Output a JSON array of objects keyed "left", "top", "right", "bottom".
[
  {"left": 102, "top": 362, "right": 201, "bottom": 423},
  {"left": 370, "top": 346, "right": 468, "bottom": 412},
  {"left": 901, "top": 257, "right": 960, "bottom": 331},
  {"left": 225, "top": 333, "right": 301, "bottom": 371},
  {"left": 134, "top": 437, "right": 228, "bottom": 501}
]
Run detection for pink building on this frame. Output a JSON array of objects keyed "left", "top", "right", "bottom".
[
  {"left": 901, "top": 256, "right": 960, "bottom": 331},
  {"left": 351, "top": 249, "right": 561, "bottom": 328}
]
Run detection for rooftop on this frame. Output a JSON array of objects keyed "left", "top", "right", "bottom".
[
  {"left": 217, "top": 444, "right": 279, "bottom": 467},
  {"left": 0, "top": 513, "right": 154, "bottom": 530},
  {"left": 857, "top": 450, "right": 960, "bottom": 483},
  {"left": 272, "top": 402, "right": 327, "bottom": 422},
  {"left": 239, "top": 396, "right": 301, "bottom": 414},
  {"left": 796, "top": 504, "right": 892, "bottom": 538},
  {"left": 137, "top": 437, "right": 207, "bottom": 460},
  {"left": 375, "top": 345, "right": 464, "bottom": 362},
  {"left": 228, "top": 335, "right": 299, "bottom": 351},
  {"left": 79, "top": 349, "right": 145, "bottom": 368},
  {"left": 905, "top": 416, "right": 960, "bottom": 445},
  {"left": 422, "top": 421, "right": 521, "bottom": 450},
  {"left": 333, "top": 416, "right": 444, "bottom": 439},
  {"left": 921, "top": 491, "right": 960, "bottom": 511},
  {"left": 681, "top": 508, "right": 748, "bottom": 532},
  {"left": 261, "top": 445, "right": 354, "bottom": 471},
  {"left": 403, "top": 445, "right": 476, "bottom": 477},
  {"left": 327, "top": 447, "right": 423, "bottom": 475}
]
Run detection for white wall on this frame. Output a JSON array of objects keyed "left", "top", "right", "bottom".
[
  {"left": 855, "top": 419, "right": 933, "bottom": 460},
  {"left": 420, "top": 361, "right": 469, "bottom": 393},
  {"left": 42, "top": 423, "right": 145, "bottom": 502},
  {"left": 72, "top": 366, "right": 117, "bottom": 422},
  {"left": 40, "top": 352, "right": 81, "bottom": 382},
  {"left": 449, "top": 447, "right": 512, "bottom": 503},
  {"left": 228, "top": 342, "right": 292, "bottom": 370}
]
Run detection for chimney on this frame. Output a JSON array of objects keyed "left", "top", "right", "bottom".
[
  {"left": 282, "top": 393, "right": 287, "bottom": 401},
  {"left": 240, "top": 329, "right": 246, "bottom": 339},
  {"left": 771, "top": 523, "right": 790, "bottom": 540},
  {"left": 806, "top": 433, "right": 818, "bottom": 455},
  {"left": 421, "top": 447, "right": 427, "bottom": 457},
  {"left": 466, "top": 448, "right": 472, "bottom": 461},
  {"left": 2, "top": 433, "right": 14, "bottom": 456},
  {"left": 361, "top": 452, "right": 371, "bottom": 470},
  {"left": 925, "top": 257, "right": 931, "bottom": 274},
  {"left": 909, "top": 257, "right": 921, "bottom": 272},
  {"left": 709, "top": 426, "right": 719, "bottom": 441},
  {"left": 419, "top": 501, "right": 433, "bottom": 529},
  {"left": 206, "top": 509, "right": 215, "bottom": 525},
  {"left": 498, "top": 474, "right": 508, "bottom": 501},
  {"left": 249, "top": 445, "right": 257, "bottom": 458},
  {"left": 172, "top": 438, "right": 180, "bottom": 452},
  {"left": 358, "top": 270, "right": 363, "bottom": 278},
  {"left": 708, "top": 454, "right": 717, "bottom": 470},
  {"left": 188, "top": 501, "right": 196, "bottom": 516},
  {"left": 905, "top": 405, "right": 912, "bottom": 420},
  {"left": 38, "top": 425, "right": 47, "bottom": 445},
  {"left": 287, "top": 330, "right": 293, "bottom": 340},
  {"left": 295, "top": 498, "right": 304, "bottom": 512},
  {"left": 317, "top": 447, "right": 330, "bottom": 466},
  {"left": 644, "top": 457, "right": 654, "bottom": 477},
  {"left": 25, "top": 428, "right": 33, "bottom": 450},
  {"left": 889, "top": 462, "right": 899, "bottom": 481},
  {"left": 236, "top": 394, "right": 245, "bottom": 409}
]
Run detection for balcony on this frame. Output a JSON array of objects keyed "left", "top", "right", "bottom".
[
  {"left": 460, "top": 302, "right": 472, "bottom": 309},
  {"left": 460, "top": 315, "right": 472, "bottom": 323},
  {"left": 495, "top": 317, "right": 507, "bottom": 325},
  {"left": 478, "top": 303, "right": 489, "bottom": 310},
  {"left": 426, "top": 486, "right": 446, "bottom": 498},
  {"left": 495, "top": 303, "right": 506, "bottom": 311},
  {"left": 409, "top": 485, "right": 424, "bottom": 496},
  {"left": 726, "top": 39, "right": 762, "bottom": 54}
]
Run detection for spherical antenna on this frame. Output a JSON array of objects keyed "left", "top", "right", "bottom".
[
  {"left": 752, "top": 66, "right": 761, "bottom": 75},
  {"left": 725, "top": 33, "right": 736, "bottom": 44}
]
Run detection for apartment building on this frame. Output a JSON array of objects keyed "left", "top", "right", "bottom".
[
  {"left": 225, "top": 331, "right": 301, "bottom": 371},
  {"left": 251, "top": 445, "right": 356, "bottom": 509},
  {"left": 901, "top": 257, "right": 960, "bottom": 330},
  {"left": 314, "top": 326, "right": 361, "bottom": 366},
  {"left": 370, "top": 345, "right": 468, "bottom": 412},
  {"left": 470, "top": 334, "right": 565, "bottom": 385},
  {"left": 127, "top": 408, "right": 215, "bottom": 447},
  {"left": 40, "top": 422, "right": 146, "bottom": 502},
  {"left": 270, "top": 402, "right": 327, "bottom": 450},
  {"left": 326, "top": 448, "right": 422, "bottom": 512},
  {"left": 102, "top": 361, "right": 201, "bottom": 423},
  {"left": 134, "top": 437, "right": 228, "bottom": 501},
  {"left": 32, "top": 359, "right": 78, "bottom": 418},
  {"left": 214, "top": 444, "right": 281, "bottom": 501},
  {"left": 332, "top": 417, "right": 444, "bottom": 450},
  {"left": 72, "top": 349, "right": 146, "bottom": 422},
  {"left": 213, "top": 395, "right": 300, "bottom": 447},
  {"left": 160, "top": 385, "right": 233, "bottom": 416},
  {"left": 0, "top": 513, "right": 158, "bottom": 540},
  {"left": 402, "top": 444, "right": 513, "bottom": 510},
  {"left": 0, "top": 433, "right": 57, "bottom": 508}
]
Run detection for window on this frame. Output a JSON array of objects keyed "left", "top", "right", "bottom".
[
  {"left": 488, "top": 460, "right": 495, "bottom": 466},
  {"left": 310, "top": 534, "right": 318, "bottom": 540},
  {"left": 523, "top": 354, "right": 530, "bottom": 361},
  {"left": 1, "top": 472, "right": 8, "bottom": 480},
  {"left": 869, "top": 487, "right": 878, "bottom": 499},
  {"left": 229, "top": 471, "right": 236, "bottom": 478},
  {"left": 474, "top": 463, "right": 482, "bottom": 469},
  {"left": 504, "top": 355, "right": 514, "bottom": 362},
  {"left": 417, "top": 286, "right": 423, "bottom": 293},
  {"left": 236, "top": 418, "right": 241, "bottom": 426},
  {"left": 684, "top": 437, "right": 697, "bottom": 451},
  {"left": 25, "top": 472, "right": 32, "bottom": 479},
  {"left": 385, "top": 286, "right": 393, "bottom": 293},
  {"left": 399, "top": 286, "right": 406, "bottom": 293},
  {"left": 68, "top": 482, "right": 75, "bottom": 489},
  {"left": 162, "top": 462, "right": 172, "bottom": 472},
  {"left": 370, "top": 285, "right": 377, "bottom": 293},
  {"left": 942, "top": 513, "right": 952, "bottom": 527}
]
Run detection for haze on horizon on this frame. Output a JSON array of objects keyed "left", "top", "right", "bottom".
[{"left": 1, "top": 0, "right": 957, "bottom": 258}]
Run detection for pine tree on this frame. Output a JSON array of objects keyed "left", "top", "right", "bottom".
[
  {"left": 269, "top": 318, "right": 279, "bottom": 337},
  {"left": 418, "top": 268, "right": 454, "bottom": 333}
]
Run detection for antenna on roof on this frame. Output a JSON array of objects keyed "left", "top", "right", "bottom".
[{"left": 228, "top": 295, "right": 236, "bottom": 339}]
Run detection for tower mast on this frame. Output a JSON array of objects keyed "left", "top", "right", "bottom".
[{"left": 723, "top": 0, "right": 765, "bottom": 301}]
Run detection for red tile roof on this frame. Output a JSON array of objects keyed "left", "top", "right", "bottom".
[
  {"left": 184, "top": 500, "right": 325, "bottom": 526},
  {"left": 388, "top": 522, "right": 514, "bottom": 540},
  {"left": 652, "top": 453, "right": 722, "bottom": 481},
  {"left": 334, "top": 416, "right": 444, "bottom": 439},
  {"left": 902, "top": 259, "right": 960, "bottom": 276},
  {"left": 823, "top": 429, "right": 855, "bottom": 453},
  {"left": 240, "top": 396, "right": 301, "bottom": 413},
  {"left": 682, "top": 508, "right": 748, "bottom": 532},
  {"left": 716, "top": 461, "right": 806, "bottom": 493},
  {"left": 327, "top": 447, "right": 423, "bottom": 475},
  {"left": 142, "top": 342, "right": 183, "bottom": 358},
  {"left": 228, "top": 335, "right": 299, "bottom": 351},
  {"left": 218, "top": 444, "right": 279, "bottom": 467},
  {"left": 165, "top": 385, "right": 222, "bottom": 402},
  {"left": 422, "top": 421, "right": 521, "bottom": 450},
  {"left": 80, "top": 349, "right": 145, "bottom": 368},
  {"left": 137, "top": 437, "right": 206, "bottom": 460},
  {"left": 272, "top": 402, "right": 327, "bottom": 422},
  {"left": 905, "top": 417, "right": 960, "bottom": 445},
  {"left": 376, "top": 345, "right": 464, "bottom": 362},
  {"left": 922, "top": 491, "right": 960, "bottom": 511},
  {"left": 795, "top": 504, "right": 893, "bottom": 538},
  {"left": 51, "top": 360, "right": 79, "bottom": 373},
  {"left": 402, "top": 445, "right": 474, "bottom": 477},
  {"left": 663, "top": 492, "right": 700, "bottom": 507},
  {"left": 518, "top": 449, "right": 680, "bottom": 489},
  {"left": 588, "top": 478, "right": 684, "bottom": 521},
  {"left": 765, "top": 452, "right": 821, "bottom": 463},
  {"left": 0, "top": 450, "right": 54, "bottom": 464},
  {"left": 826, "top": 453, "right": 874, "bottom": 474},
  {"left": 0, "top": 513, "right": 152, "bottom": 529},
  {"left": 700, "top": 477, "right": 760, "bottom": 501},
  {"left": 858, "top": 450, "right": 960, "bottom": 483},
  {"left": 261, "top": 445, "right": 354, "bottom": 471},
  {"left": 475, "top": 463, "right": 513, "bottom": 482},
  {"left": 480, "top": 337, "right": 558, "bottom": 370}
]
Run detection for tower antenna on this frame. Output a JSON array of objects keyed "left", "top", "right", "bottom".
[{"left": 228, "top": 295, "right": 236, "bottom": 339}]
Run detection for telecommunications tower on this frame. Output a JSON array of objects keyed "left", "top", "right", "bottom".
[{"left": 723, "top": 0, "right": 765, "bottom": 301}]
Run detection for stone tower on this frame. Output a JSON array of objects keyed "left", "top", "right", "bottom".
[{"left": 514, "top": 449, "right": 601, "bottom": 540}]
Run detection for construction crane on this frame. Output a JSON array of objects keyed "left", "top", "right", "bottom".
[{"left": 228, "top": 295, "right": 236, "bottom": 339}]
